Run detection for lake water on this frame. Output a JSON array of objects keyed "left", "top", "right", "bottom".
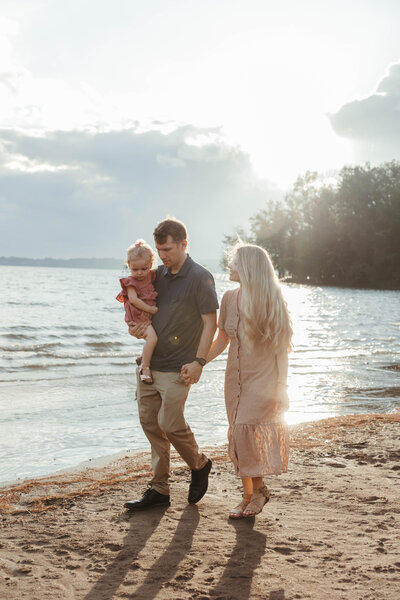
[{"left": 0, "top": 265, "right": 399, "bottom": 484}]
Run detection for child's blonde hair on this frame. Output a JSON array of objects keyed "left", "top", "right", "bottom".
[{"left": 126, "top": 239, "right": 157, "bottom": 269}]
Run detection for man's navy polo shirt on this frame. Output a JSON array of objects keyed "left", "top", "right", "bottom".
[{"left": 150, "top": 255, "right": 219, "bottom": 372}]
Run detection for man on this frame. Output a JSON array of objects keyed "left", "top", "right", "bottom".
[{"left": 124, "top": 217, "right": 218, "bottom": 511}]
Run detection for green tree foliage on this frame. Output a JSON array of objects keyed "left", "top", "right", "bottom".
[{"left": 239, "top": 162, "right": 400, "bottom": 288}]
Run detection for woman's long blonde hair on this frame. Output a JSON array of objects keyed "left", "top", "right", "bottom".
[{"left": 228, "top": 241, "right": 292, "bottom": 351}]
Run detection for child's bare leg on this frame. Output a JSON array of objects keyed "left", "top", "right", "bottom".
[
  {"left": 139, "top": 325, "right": 157, "bottom": 384},
  {"left": 141, "top": 324, "right": 157, "bottom": 372}
]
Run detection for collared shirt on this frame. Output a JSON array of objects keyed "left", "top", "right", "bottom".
[{"left": 150, "top": 255, "right": 219, "bottom": 372}]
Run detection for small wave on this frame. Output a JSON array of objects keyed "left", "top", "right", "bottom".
[
  {"left": 110, "top": 361, "right": 134, "bottom": 366},
  {"left": 371, "top": 349, "right": 399, "bottom": 356},
  {"left": 57, "top": 325, "right": 98, "bottom": 331},
  {"left": 0, "top": 342, "right": 62, "bottom": 353},
  {"left": 345, "top": 386, "right": 400, "bottom": 399},
  {"left": 22, "top": 361, "right": 80, "bottom": 371},
  {"left": 85, "top": 341, "right": 123, "bottom": 349},
  {"left": 7, "top": 301, "right": 50, "bottom": 307},
  {"left": 36, "top": 342, "right": 62, "bottom": 351},
  {"left": 2, "top": 333, "right": 36, "bottom": 341},
  {"left": 381, "top": 363, "right": 400, "bottom": 372},
  {"left": 2, "top": 325, "right": 41, "bottom": 332},
  {"left": 0, "top": 369, "right": 135, "bottom": 383}
]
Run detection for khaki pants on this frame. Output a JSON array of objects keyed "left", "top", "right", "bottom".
[{"left": 136, "top": 369, "right": 207, "bottom": 495}]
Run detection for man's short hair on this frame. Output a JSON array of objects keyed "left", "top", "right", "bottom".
[{"left": 153, "top": 217, "right": 187, "bottom": 244}]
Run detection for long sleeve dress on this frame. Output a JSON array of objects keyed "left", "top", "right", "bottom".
[{"left": 219, "top": 288, "right": 289, "bottom": 478}]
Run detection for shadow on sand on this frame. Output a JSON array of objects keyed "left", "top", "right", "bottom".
[
  {"left": 209, "top": 516, "right": 267, "bottom": 600},
  {"left": 83, "top": 504, "right": 199, "bottom": 600}
]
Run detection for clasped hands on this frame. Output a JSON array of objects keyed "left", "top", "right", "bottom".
[
  {"left": 180, "top": 361, "right": 203, "bottom": 385},
  {"left": 128, "top": 321, "right": 203, "bottom": 385}
]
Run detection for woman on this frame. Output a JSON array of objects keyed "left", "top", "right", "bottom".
[{"left": 207, "top": 242, "right": 292, "bottom": 518}]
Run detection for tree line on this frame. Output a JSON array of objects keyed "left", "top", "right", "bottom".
[
  {"left": 0, "top": 257, "right": 123, "bottom": 270},
  {"left": 226, "top": 161, "right": 400, "bottom": 289}
]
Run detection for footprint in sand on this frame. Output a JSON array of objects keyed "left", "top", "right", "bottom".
[
  {"left": 272, "top": 546, "right": 294, "bottom": 555},
  {"left": 104, "top": 543, "right": 123, "bottom": 551}
]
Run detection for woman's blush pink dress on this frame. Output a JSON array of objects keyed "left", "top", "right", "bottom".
[
  {"left": 116, "top": 271, "right": 157, "bottom": 324},
  {"left": 219, "top": 288, "right": 289, "bottom": 478}
]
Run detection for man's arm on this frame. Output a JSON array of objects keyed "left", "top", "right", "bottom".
[{"left": 180, "top": 312, "right": 217, "bottom": 384}]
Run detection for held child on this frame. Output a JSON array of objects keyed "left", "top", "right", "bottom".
[{"left": 116, "top": 240, "right": 158, "bottom": 384}]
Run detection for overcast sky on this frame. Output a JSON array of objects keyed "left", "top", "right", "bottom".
[{"left": 1, "top": 0, "right": 400, "bottom": 259}]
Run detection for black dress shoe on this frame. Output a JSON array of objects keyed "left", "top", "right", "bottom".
[
  {"left": 124, "top": 488, "right": 170, "bottom": 511},
  {"left": 188, "top": 459, "right": 212, "bottom": 504}
]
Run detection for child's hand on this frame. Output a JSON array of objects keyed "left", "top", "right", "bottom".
[{"left": 149, "top": 306, "right": 158, "bottom": 315}]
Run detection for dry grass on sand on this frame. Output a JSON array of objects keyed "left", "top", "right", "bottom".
[{"left": 1, "top": 413, "right": 399, "bottom": 600}]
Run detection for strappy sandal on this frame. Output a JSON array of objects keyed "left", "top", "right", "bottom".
[
  {"left": 243, "top": 485, "right": 271, "bottom": 517},
  {"left": 139, "top": 366, "right": 153, "bottom": 385},
  {"left": 229, "top": 493, "right": 252, "bottom": 520}
]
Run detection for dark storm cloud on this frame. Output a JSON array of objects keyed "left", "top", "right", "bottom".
[
  {"left": 0, "top": 125, "right": 282, "bottom": 259},
  {"left": 329, "top": 62, "right": 400, "bottom": 162}
]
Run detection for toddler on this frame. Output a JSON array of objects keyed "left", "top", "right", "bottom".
[{"left": 116, "top": 239, "right": 158, "bottom": 384}]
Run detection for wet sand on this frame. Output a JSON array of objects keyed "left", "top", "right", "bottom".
[{"left": 1, "top": 413, "right": 399, "bottom": 600}]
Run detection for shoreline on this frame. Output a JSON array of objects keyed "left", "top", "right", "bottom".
[
  {"left": 1, "top": 412, "right": 398, "bottom": 511},
  {"left": 2, "top": 409, "right": 399, "bottom": 491},
  {"left": 0, "top": 408, "right": 400, "bottom": 494},
  {"left": 1, "top": 413, "right": 399, "bottom": 599},
  {"left": 1, "top": 412, "right": 399, "bottom": 600}
]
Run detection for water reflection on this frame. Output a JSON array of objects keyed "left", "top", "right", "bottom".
[
  {"left": 282, "top": 283, "right": 400, "bottom": 425},
  {"left": 0, "top": 267, "right": 399, "bottom": 482}
]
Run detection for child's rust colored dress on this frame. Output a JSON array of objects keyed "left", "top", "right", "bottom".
[
  {"left": 116, "top": 271, "right": 157, "bottom": 324},
  {"left": 219, "top": 288, "right": 289, "bottom": 477}
]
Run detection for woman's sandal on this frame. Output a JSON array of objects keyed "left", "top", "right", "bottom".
[
  {"left": 243, "top": 485, "right": 271, "bottom": 517},
  {"left": 229, "top": 494, "right": 252, "bottom": 520},
  {"left": 139, "top": 366, "right": 153, "bottom": 385}
]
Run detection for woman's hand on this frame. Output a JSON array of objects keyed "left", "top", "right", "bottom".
[
  {"left": 148, "top": 306, "right": 158, "bottom": 315},
  {"left": 276, "top": 385, "right": 290, "bottom": 412},
  {"left": 180, "top": 362, "right": 203, "bottom": 385}
]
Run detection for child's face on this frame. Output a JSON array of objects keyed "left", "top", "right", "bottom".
[{"left": 128, "top": 258, "right": 151, "bottom": 281}]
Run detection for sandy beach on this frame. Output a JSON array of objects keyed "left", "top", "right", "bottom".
[{"left": 1, "top": 413, "right": 399, "bottom": 600}]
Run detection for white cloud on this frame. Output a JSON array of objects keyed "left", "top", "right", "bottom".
[
  {"left": 0, "top": 16, "right": 19, "bottom": 36},
  {"left": 156, "top": 154, "right": 185, "bottom": 168},
  {"left": 0, "top": 125, "right": 282, "bottom": 259},
  {"left": 329, "top": 61, "right": 400, "bottom": 162}
]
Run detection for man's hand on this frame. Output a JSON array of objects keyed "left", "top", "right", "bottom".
[
  {"left": 180, "top": 361, "right": 203, "bottom": 385},
  {"left": 128, "top": 321, "right": 147, "bottom": 339}
]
